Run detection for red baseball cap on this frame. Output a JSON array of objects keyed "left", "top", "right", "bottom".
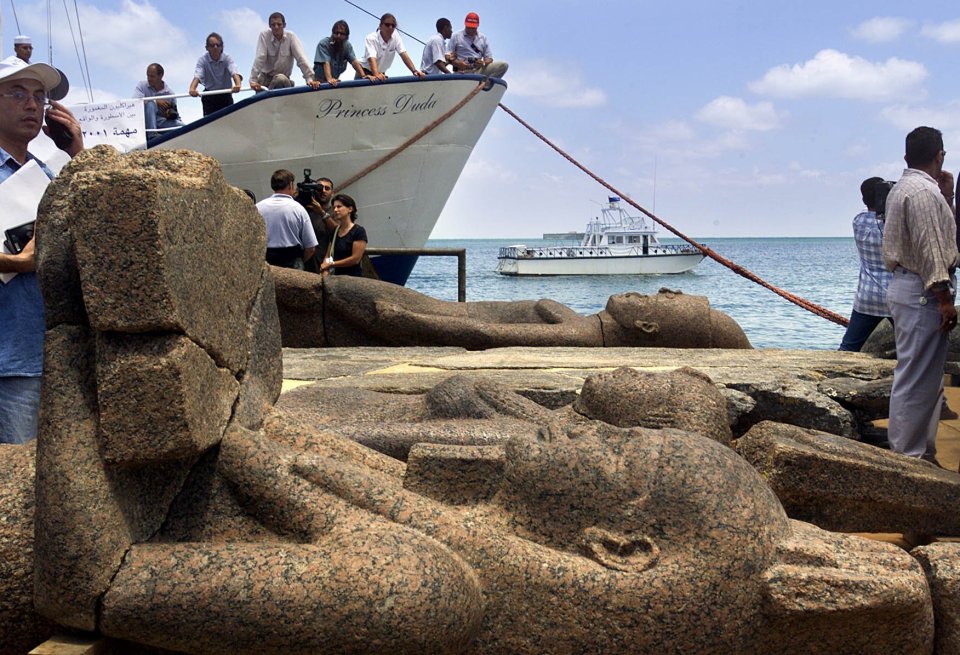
[{"left": 465, "top": 12, "right": 480, "bottom": 28}]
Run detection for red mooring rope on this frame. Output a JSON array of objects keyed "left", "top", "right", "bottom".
[{"left": 497, "top": 102, "right": 850, "bottom": 328}]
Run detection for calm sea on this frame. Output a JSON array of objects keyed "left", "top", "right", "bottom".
[{"left": 405, "top": 237, "right": 860, "bottom": 350}]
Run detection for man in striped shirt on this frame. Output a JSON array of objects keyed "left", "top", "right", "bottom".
[{"left": 883, "top": 126, "right": 959, "bottom": 464}]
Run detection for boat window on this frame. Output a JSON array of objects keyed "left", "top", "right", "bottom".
[{"left": 629, "top": 236, "right": 640, "bottom": 243}]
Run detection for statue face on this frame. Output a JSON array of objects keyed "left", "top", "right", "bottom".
[{"left": 458, "top": 427, "right": 793, "bottom": 651}]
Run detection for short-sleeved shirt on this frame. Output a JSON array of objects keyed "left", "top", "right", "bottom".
[
  {"left": 0, "top": 147, "right": 55, "bottom": 378},
  {"left": 883, "top": 168, "right": 960, "bottom": 290},
  {"left": 420, "top": 33, "right": 447, "bottom": 74},
  {"left": 360, "top": 30, "right": 406, "bottom": 73},
  {"left": 446, "top": 30, "right": 493, "bottom": 64},
  {"left": 314, "top": 37, "right": 358, "bottom": 81},
  {"left": 194, "top": 51, "right": 239, "bottom": 91},
  {"left": 256, "top": 194, "right": 319, "bottom": 250},
  {"left": 851, "top": 211, "right": 892, "bottom": 317},
  {"left": 332, "top": 224, "right": 368, "bottom": 276},
  {"left": 133, "top": 80, "right": 179, "bottom": 118}
]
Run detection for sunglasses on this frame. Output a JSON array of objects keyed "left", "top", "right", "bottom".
[{"left": 381, "top": 22, "right": 397, "bottom": 28}]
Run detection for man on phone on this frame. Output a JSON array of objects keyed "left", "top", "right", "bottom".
[{"left": 0, "top": 55, "right": 83, "bottom": 443}]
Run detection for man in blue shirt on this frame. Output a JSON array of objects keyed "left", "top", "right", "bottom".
[
  {"left": 0, "top": 56, "right": 83, "bottom": 443},
  {"left": 313, "top": 20, "right": 371, "bottom": 86},
  {"left": 446, "top": 12, "right": 508, "bottom": 78},
  {"left": 421, "top": 18, "right": 453, "bottom": 75}
]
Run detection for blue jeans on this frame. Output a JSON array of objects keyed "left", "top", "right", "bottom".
[
  {"left": 839, "top": 310, "right": 889, "bottom": 352},
  {"left": 144, "top": 101, "right": 183, "bottom": 140},
  {"left": 0, "top": 376, "right": 41, "bottom": 444}
]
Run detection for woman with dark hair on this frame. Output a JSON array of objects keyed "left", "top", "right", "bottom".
[
  {"left": 320, "top": 194, "right": 368, "bottom": 276},
  {"left": 314, "top": 20, "right": 374, "bottom": 85}
]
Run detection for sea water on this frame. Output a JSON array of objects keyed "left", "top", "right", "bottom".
[{"left": 405, "top": 237, "right": 860, "bottom": 350}]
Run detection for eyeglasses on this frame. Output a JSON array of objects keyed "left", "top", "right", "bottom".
[
  {"left": 381, "top": 22, "right": 397, "bottom": 28},
  {"left": 319, "top": 185, "right": 332, "bottom": 191},
  {"left": 207, "top": 43, "right": 223, "bottom": 49},
  {"left": 0, "top": 89, "right": 47, "bottom": 105}
]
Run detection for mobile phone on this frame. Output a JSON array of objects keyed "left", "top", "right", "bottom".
[
  {"left": 45, "top": 111, "right": 74, "bottom": 150},
  {"left": 4, "top": 221, "right": 34, "bottom": 254}
]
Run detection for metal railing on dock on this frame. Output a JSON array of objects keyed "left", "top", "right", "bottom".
[{"left": 365, "top": 247, "right": 467, "bottom": 302}]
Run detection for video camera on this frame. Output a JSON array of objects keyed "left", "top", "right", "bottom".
[{"left": 296, "top": 169, "right": 326, "bottom": 206}]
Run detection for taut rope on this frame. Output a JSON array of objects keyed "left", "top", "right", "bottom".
[
  {"left": 496, "top": 102, "right": 850, "bottom": 327},
  {"left": 336, "top": 82, "right": 485, "bottom": 193}
]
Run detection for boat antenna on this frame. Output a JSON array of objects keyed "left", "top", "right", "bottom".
[
  {"left": 9, "top": 0, "right": 21, "bottom": 33},
  {"left": 46, "top": 0, "right": 52, "bottom": 64},
  {"left": 63, "top": 0, "right": 94, "bottom": 100},
  {"left": 341, "top": 0, "right": 427, "bottom": 46}
]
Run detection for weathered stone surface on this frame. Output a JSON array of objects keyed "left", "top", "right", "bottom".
[
  {"left": 273, "top": 272, "right": 750, "bottom": 349},
  {"left": 574, "top": 366, "right": 732, "bottom": 444},
  {"left": 102, "top": 539, "right": 483, "bottom": 655},
  {"left": 34, "top": 148, "right": 102, "bottom": 327},
  {"left": 96, "top": 333, "right": 237, "bottom": 464},
  {"left": 24, "top": 146, "right": 941, "bottom": 654},
  {"left": 725, "top": 376, "right": 857, "bottom": 438},
  {"left": 754, "top": 520, "right": 932, "bottom": 655},
  {"left": 34, "top": 325, "right": 193, "bottom": 630},
  {"left": 406, "top": 444, "right": 505, "bottom": 504},
  {"left": 32, "top": 149, "right": 283, "bottom": 637},
  {"left": 0, "top": 444, "right": 54, "bottom": 653},
  {"left": 735, "top": 421, "right": 960, "bottom": 534},
  {"left": 50, "top": 146, "right": 265, "bottom": 370},
  {"left": 914, "top": 542, "right": 960, "bottom": 655},
  {"left": 598, "top": 288, "right": 752, "bottom": 348},
  {"left": 818, "top": 376, "right": 892, "bottom": 422},
  {"left": 720, "top": 386, "right": 757, "bottom": 426},
  {"left": 234, "top": 268, "right": 283, "bottom": 430}
]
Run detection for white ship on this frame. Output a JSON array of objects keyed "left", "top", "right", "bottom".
[
  {"left": 496, "top": 197, "right": 703, "bottom": 276},
  {"left": 150, "top": 75, "right": 506, "bottom": 285}
]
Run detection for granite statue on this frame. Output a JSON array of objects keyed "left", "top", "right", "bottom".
[
  {"left": 16, "top": 148, "right": 935, "bottom": 654},
  {"left": 272, "top": 268, "right": 752, "bottom": 349}
]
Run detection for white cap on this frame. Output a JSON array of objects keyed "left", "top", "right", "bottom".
[
  {"left": 0, "top": 55, "right": 61, "bottom": 92},
  {"left": 13, "top": 35, "right": 31, "bottom": 46}
]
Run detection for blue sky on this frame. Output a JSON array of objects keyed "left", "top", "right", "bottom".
[{"left": 6, "top": 1, "right": 960, "bottom": 238}]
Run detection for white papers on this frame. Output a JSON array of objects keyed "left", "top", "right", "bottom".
[
  {"left": 71, "top": 99, "right": 146, "bottom": 152},
  {"left": 0, "top": 160, "right": 51, "bottom": 283}
]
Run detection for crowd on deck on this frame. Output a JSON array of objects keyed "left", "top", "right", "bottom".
[{"left": 127, "top": 10, "right": 508, "bottom": 140}]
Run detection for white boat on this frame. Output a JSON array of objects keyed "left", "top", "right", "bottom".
[
  {"left": 149, "top": 75, "right": 506, "bottom": 285},
  {"left": 496, "top": 197, "right": 703, "bottom": 276}
]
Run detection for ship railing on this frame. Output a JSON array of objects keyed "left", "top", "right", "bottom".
[{"left": 135, "top": 88, "right": 256, "bottom": 136}]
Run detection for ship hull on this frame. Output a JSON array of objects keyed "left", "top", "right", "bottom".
[{"left": 152, "top": 75, "right": 506, "bottom": 285}]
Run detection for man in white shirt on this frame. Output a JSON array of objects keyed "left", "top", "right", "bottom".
[
  {"left": 421, "top": 18, "right": 453, "bottom": 75},
  {"left": 13, "top": 35, "right": 31, "bottom": 63},
  {"left": 357, "top": 13, "right": 425, "bottom": 81},
  {"left": 446, "top": 12, "right": 508, "bottom": 79},
  {"left": 250, "top": 12, "right": 320, "bottom": 92},
  {"left": 256, "top": 169, "right": 318, "bottom": 270}
]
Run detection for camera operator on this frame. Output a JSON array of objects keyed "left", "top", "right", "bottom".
[{"left": 295, "top": 171, "right": 336, "bottom": 273}]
